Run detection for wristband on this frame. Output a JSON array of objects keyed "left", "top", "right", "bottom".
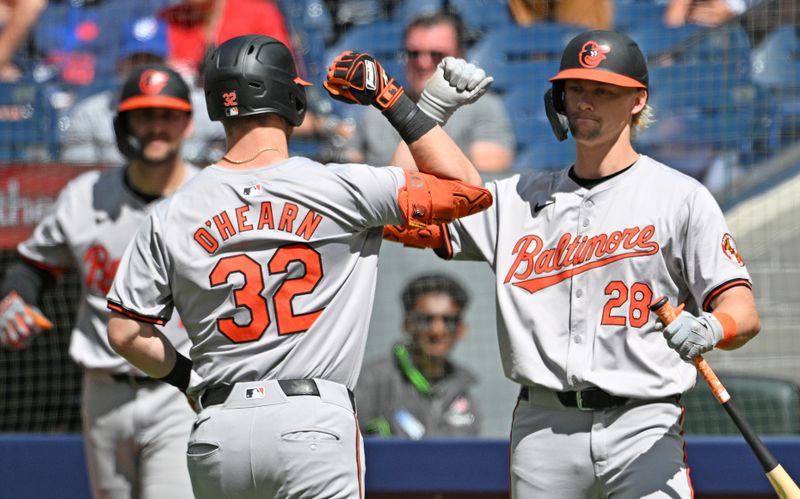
[
  {"left": 160, "top": 352, "right": 193, "bottom": 393},
  {"left": 382, "top": 93, "right": 436, "bottom": 144},
  {"left": 713, "top": 311, "right": 737, "bottom": 349}
]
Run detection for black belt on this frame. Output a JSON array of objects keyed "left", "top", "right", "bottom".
[
  {"left": 201, "top": 379, "right": 356, "bottom": 410},
  {"left": 111, "top": 372, "right": 159, "bottom": 387},
  {"left": 519, "top": 386, "right": 680, "bottom": 411}
]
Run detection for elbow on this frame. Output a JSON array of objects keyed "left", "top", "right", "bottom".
[{"left": 107, "top": 315, "right": 136, "bottom": 356}]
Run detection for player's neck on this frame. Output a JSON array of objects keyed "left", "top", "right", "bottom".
[
  {"left": 221, "top": 117, "right": 290, "bottom": 169},
  {"left": 573, "top": 134, "right": 640, "bottom": 179},
  {"left": 127, "top": 159, "right": 188, "bottom": 198},
  {"left": 411, "top": 349, "right": 447, "bottom": 382}
]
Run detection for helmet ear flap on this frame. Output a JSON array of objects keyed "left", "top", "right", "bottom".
[
  {"left": 552, "top": 80, "right": 566, "bottom": 113},
  {"left": 544, "top": 84, "right": 569, "bottom": 142},
  {"left": 114, "top": 113, "right": 141, "bottom": 159}
]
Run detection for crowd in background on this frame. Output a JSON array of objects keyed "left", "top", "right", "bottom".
[{"left": 0, "top": 0, "right": 796, "bottom": 186}]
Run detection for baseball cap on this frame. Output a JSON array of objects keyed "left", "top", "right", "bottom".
[
  {"left": 550, "top": 30, "right": 648, "bottom": 89},
  {"left": 117, "top": 64, "right": 192, "bottom": 113},
  {"left": 119, "top": 16, "right": 168, "bottom": 60}
]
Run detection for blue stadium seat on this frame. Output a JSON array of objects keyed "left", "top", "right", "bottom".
[
  {"left": 392, "top": 0, "right": 444, "bottom": 25},
  {"left": 325, "top": 20, "right": 405, "bottom": 67},
  {"left": 625, "top": 23, "right": 704, "bottom": 58},
  {"left": 278, "top": 0, "right": 335, "bottom": 84},
  {"left": 448, "top": 0, "right": 513, "bottom": 40},
  {"left": 468, "top": 23, "right": 584, "bottom": 74},
  {"left": 751, "top": 25, "right": 800, "bottom": 90},
  {"left": 513, "top": 138, "right": 576, "bottom": 171},
  {"left": 614, "top": 1, "right": 668, "bottom": 32},
  {"left": 636, "top": 61, "right": 757, "bottom": 179},
  {"left": 487, "top": 59, "right": 559, "bottom": 95},
  {"left": 0, "top": 80, "right": 59, "bottom": 162}
]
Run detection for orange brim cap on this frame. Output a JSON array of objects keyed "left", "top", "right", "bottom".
[
  {"left": 550, "top": 68, "right": 646, "bottom": 88},
  {"left": 118, "top": 95, "right": 192, "bottom": 112}
]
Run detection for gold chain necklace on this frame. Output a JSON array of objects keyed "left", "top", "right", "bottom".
[{"left": 221, "top": 147, "right": 279, "bottom": 165}]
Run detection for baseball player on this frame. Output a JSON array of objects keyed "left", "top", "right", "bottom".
[
  {"left": 104, "top": 35, "right": 494, "bottom": 499},
  {"left": 0, "top": 64, "right": 198, "bottom": 499},
  {"left": 388, "top": 30, "right": 761, "bottom": 498}
]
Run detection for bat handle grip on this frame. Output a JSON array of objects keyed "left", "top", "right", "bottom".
[{"left": 650, "top": 296, "right": 731, "bottom": 404}]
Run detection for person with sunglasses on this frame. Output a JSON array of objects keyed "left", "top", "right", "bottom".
[
  {"left": 356, "top": 273, "right": 481, "bottom": 438},
  {"left": 344, "top": 10, "right": 515, "bottom": 172}
]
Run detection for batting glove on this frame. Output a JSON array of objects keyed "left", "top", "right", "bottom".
[
  {"left": 418, "top": 57, "right": 494, "bottom": 125},
  {"left": 0, "top": 291, "right": 53, "bottom": 349},
  {"left": 323, "top": 51, "right": 405, "bottom": 111},
  {"left": 656, "top": 310, "right": 724, "bottom": 360}
]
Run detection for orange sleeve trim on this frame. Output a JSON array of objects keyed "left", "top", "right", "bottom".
[
  {"left": 107, "top": 300, "right": 167, "bottom": 326},
  {"left": 713, "top": 312, "right": 736, "bottom": 349},
  {"left": 702, "top": 279, "right": 751, "bottom": 311}
]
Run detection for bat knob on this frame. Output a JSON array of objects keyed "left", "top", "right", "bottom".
[{"left": 650, "top": 296, "right": 668, "bottom": 312}]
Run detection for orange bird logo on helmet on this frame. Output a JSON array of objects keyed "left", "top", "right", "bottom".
[
  {"left": 579, "top": 41, "right": 610, "bottom": 68},
  {"left": 138, "top": 69, "right": 170, "bottom": 95}
]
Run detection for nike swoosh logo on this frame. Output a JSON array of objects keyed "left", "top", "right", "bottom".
[{"left": 533, "top": 201, "right": 554, "bottom": 213}]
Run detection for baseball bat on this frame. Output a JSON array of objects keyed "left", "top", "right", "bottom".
[{"left": 650, "top": 296, "right": 800, "bottom": 499}]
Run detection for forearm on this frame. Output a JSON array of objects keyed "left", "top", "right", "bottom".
[
  {"left": 108, "top": 313, "right": 177, "bottom": 378},
  {"left": 709, "top": 286, "right": 761, "bottom": 349},
  {"left": 406, "top": 126, "right": 483, "bottom": 186},
  {"left": 0, "top": 0, "right": 47, "bottom": 66}
]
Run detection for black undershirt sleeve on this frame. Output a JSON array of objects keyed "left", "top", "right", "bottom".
[{"left": 0, "top": 260, "right": 58, "bottom": 306}]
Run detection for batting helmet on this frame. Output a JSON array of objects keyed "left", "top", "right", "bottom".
[
  {"left": 202, "top": 35, "right": 310, "bottom": 126},
  {"left": 549, "top": 30, "right": 648, "bottom": 113},
  {"left": 113, "top": 64, "right": 192, "bottom": 159}
]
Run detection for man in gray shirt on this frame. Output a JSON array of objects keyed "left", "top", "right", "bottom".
[
  {"left": 345, "top": 11, "right": 515, "bottom": 172},
  {"left": 357, "top": 273, "right": 481, "bottom": 438}
]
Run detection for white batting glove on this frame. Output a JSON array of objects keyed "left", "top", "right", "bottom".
[
  {"left": 0, "top": 291, "right": 53, "bottom": 349},
  {"left": 417, "top": 56, "right": 494, "bottom": 126},
  {"left": 656, "top": 311, "right": 724, "bottom": 360}
]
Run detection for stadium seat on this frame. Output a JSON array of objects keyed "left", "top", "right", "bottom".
[
  {"left": 749, "top": 26, "right": 800, "bottom": 154},
  {"left": 513, "top": 138, "right": 577, "bottom": 171},
  {"left": 468, "top": 23, "right": 584, "bottom": 75},
  {"left": 392, "top": 0, "right": 444, "bottom": 25},
  {"left": 486, "top": 59, "right": 559, "bottom": 95},
  {"left": 625, "top": 23, "right": 704, "bottom": 58},
  {"left": 613, "top": 0, "right": 669, "bottom": 32},
  {"left": 278, "top": 0, "right": 335, "bottom": 84},
  {"left": 682, "top": 373, "right": 800, "bottom": 435},
  {"left": 448, "top": 0, "right": 513, "bottom": 40},
  {"left": 0, "top": 80, "right": 59, "bottom": 162},
  {"left": 636, "top": 61, "right": 756, "bottom": 180}
]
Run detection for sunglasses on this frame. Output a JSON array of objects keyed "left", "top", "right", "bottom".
[
  {"left": 404, "top": 49, "right": 448, "bottom": 64},
  {"left": 408, "top": 312, "right": 461, "bottom": 332}
]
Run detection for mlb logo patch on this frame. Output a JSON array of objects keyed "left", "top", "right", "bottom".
[
  {"left": 241, "top": 183, "right": 263, "bottom": 197},
  {"left": 225, "top": 107, "right": 239, "bottom": 117},
  {"left": 245, "top": 387, "right": 265, "bottom": 400}
]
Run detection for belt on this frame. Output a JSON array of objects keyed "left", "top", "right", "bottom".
[
  {"left": 201, "top": 379, "right": 356, "bottom": 410},
  {"left": 519, "top": 386, "right": 680, "bottom": 411},
  {"left": 110, "top": 372, "right": 159, "bottom": 387}
]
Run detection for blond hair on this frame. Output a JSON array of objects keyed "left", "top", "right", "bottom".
[{"left": 632, "top": 103, "right": 654, "bottom": 136}]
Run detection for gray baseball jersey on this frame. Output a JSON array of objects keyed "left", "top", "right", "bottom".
[
  {"left": 18, "top": 165, "right": 198, "bottom": 498},
  {"left": 444, "top": 155, "right": 751, "bottom": 398},
  {"left": 18, "top": 166, "right": 196, "bottom": 372},
  {"left": 108, "top": 158, "right": 406, "bottom": 395}
]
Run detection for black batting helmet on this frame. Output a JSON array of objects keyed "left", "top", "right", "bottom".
[
  {"left": 113, "top": 64, "right": 192, "bottom": 159},
  {"left": 549, "top": 30, "right": 648, "bottom": 113},
  {"left": 202, "top": 35, "right": 310, "bottom": 126}
]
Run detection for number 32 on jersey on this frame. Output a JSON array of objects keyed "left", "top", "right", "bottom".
[{"left": 209, "top": 243, "right": 323, "bottom": 343}]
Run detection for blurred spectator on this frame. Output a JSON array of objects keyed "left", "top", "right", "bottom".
[
  {"left": 663, "top": 0, "right": 758, "bottom": 27},
  {"left": 345, "top": 11, "right": 514, "bottom": 172},
  {"left": 507, "top": 0, "right": 612, "bottom": 29},
  {"left": 34, "top": 0, "right": 167, "bottom": 87},
  {"left": 356, "top": 273, "right": 481, "bottom": 438},
  {"left": 159, "top": 0, "right": 292, "bottom": 82},
  {"left": 59, "top": 15, "right": 225, "bottom": 166},
  {"left": 0, "top": 0, "right": 47, "bottom": 82}
]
